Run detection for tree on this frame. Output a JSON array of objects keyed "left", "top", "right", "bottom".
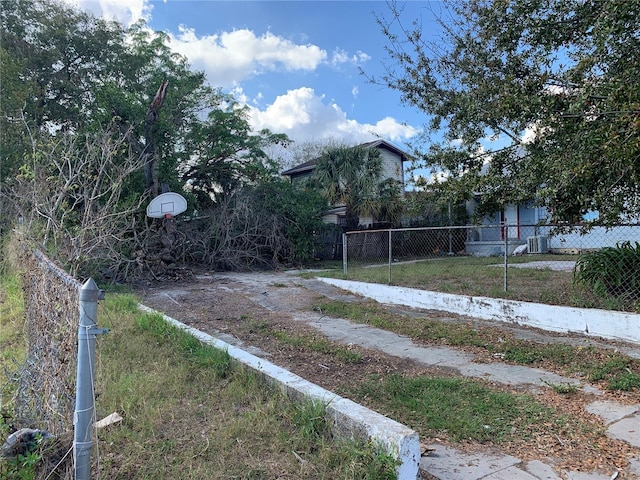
[
  {"left": 180, "top": 101, "right": 289, "bottom": 209},
  {"left": 1, "top": 0, "right": 277, "bottom": 207},
  {"left": 3, "top": 125, "right": 147, "bottom": 278},
  {"left": 376, "top": 0, "right": 640, "bottom": 225},
  {"left": 312, "top": 145, "right": 403, "bottom": 230},
  {"left": 2, "top": 0, "right": 324, "bottom": 278}
]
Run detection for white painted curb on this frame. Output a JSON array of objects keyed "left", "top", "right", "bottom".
[
  {"left": 138, "top": 304, "right": 421, "bottom": 480},
  {"left": 318, "top": 279, "right": 640, "bottom": 344}
]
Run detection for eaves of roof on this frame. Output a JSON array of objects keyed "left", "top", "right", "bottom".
[
  {"left": 281, "top": 159, "right": 317, "bottom": 176},
  {"left": 281, "top": 139, "right": 412, "bottom": 177}
]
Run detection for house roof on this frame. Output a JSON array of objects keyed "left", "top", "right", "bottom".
[
  {"left": 281, "top": 158, "right": 317, "bottom": 176},
  {"left": 281, "top": 139, "right": 411, "bottom": 177}
]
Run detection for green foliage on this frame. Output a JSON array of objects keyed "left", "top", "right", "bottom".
[
  {"left": 312, "top": 145, "right": 404, "bottom": 229},
  {"left": 253, "top": 180, "right": 327, "bottom": 263},
  {"left": 574, "top": 242, "right": 640, "bottom": 309},
  {"left": 377, "top": 0, "right": 640, "bottom": 224},
  {"left": 1, "top": 0, "right": 299, "bottom": 276},
  {"left": 588, "top": 357, "right": 640, "bottom": 392},
  {"left": 136, "top": 312, "right": 232, "bottom": 378},
  {"left": 180, "top": 103, "right": 290, "bottom": 210},
  {"left": 540, "top": 380, "right": 579, "bottom": 395},
  {"left": 0, "top": 419, "right": 44, "bottom": 480},
  {"left": 0, "top": 445, "right": 41, "bottom": 480},
  {"left": 291, "top": 400, "right": 329, "bottom": 441}
]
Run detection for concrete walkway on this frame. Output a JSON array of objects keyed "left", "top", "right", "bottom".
[{"left": 246, "top": 273, "right": 640, "bottom": 480}]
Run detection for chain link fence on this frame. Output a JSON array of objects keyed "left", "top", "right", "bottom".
[
  {"left": 343, "top": 223, "right": 640, "bottom": 311},
  {"left": 13, "top": 242, "right": 81, "bottom": 436}
]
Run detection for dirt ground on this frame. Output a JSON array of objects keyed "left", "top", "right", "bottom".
[{"left": 132, "top": 268, "right": 640, "bottom": 477}]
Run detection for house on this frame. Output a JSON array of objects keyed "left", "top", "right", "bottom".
[
  {"left": 465, "top": 198, "right": 640, "bottom": 256},
  {"left": 462, "top": 147, "right": 640, "bottom": 255},
  {"left": 281, "top": 139, "right": 410, "bottom": 228}
]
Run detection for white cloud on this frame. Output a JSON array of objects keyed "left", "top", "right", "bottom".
[
  {"left": 167, "top": 27, "right": 327, "bottom": 87},
  {"left": 248, "top": 87, "right": 417, "bottom": 144},
  {"left": 63, "top": 0, "right": 152, "bottom": 26},
  {"left": 331, "top": 48, "right": 371, "bottom": 67}
]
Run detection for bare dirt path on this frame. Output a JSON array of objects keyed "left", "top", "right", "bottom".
[{"left": 133, "top": 269, "right": 640, "bottom": 478}]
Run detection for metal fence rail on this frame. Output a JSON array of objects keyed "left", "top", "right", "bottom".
[{"left": 343, "top": 223, "right": 640, "bottom": 311}]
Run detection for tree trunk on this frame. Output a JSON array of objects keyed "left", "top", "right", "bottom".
[{"left": 144, "top": 79, "right": 169, "bottom": 197}]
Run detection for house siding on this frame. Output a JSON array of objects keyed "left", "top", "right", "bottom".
[{"left": 379, "top": 149, "right": 404, "bottom": 184}]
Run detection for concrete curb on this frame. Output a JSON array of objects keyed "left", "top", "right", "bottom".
[
  {"left": 138, "top": 304, "right": 421, "bottom": 479},
  {"left": 318, "top": 278, "right": 640, "bottom": 344}
]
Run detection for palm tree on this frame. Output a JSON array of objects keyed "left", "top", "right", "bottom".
[{"left": 313, "top": 145, "right": 385, "bottom": 230}]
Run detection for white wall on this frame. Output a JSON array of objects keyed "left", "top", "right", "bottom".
[
  {"left": 318, "top": 278, "right": 640, "bottom": 344},
  {"left": 379, "top": 149, "right": 403, "bottom": 184}
]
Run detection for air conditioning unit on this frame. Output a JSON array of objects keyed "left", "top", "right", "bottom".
[{"left": 527, "top": 236, "right": 549, "bottom": 254}]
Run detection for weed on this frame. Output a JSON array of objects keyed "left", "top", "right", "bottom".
[
  {"left": 588, "top": 357, "right": 640, "bottom": 391},
  {"left": 271, "top": 329, "right": 362, "bottom": 363},
  {"left": 291, "top": 400, "right": 329, "bottom": 441},
  {"left": 541, "top": 379, "right": 579, "bottom": 394},
  {"left": 248, "top": 318, "right": 269, "bottom": 333},
  {"left": 0, "top": 421, "right": 44, "bottom": 480}
]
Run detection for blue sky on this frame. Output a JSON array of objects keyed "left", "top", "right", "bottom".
[{"left": 67, "top": 0, "right": 446, "bottom": 154}]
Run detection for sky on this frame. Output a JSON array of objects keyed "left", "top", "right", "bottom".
[{"left": 64, "top": 0, "right": 447, "bottom": 156}]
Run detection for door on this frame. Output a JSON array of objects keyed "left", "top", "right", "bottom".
[{"left": 501, "top": 205, "right": 520, "bottom": 239}]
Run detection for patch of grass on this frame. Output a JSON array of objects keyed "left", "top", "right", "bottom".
[
  {"left": 134, "top": 310, "right": 232, "bottom": 375},
  {"left": 271, "top": 329, "right": 362, "bottom": 363},
  {"left": 324, "top": 254, "right": 623, "bottom": 309},
  {"left": 95, "top": 293, "right": 389, "bottom": 479},
  {"left": 587, "top": 357, "right": 640, "bottom": 391},
  {"left": 313, "top": 300, "right": 397, "bottom": 330},
  {"left": 0, "top": 270, "right": 26, "bottom": 412},
  {"left": 497, "top": 342, "right": 578, "bottom": 366},
  {"left": 353, "top": 374, "right": 559, "bottom": 443},
  {"left": 248, "top": 318, "right": 269, "bottom": 333}
]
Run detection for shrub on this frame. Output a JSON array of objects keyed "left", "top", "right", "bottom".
[{"left": 574, "top": 242, "right": 640, "bottom": 308}]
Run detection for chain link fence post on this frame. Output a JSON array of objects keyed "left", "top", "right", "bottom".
[
  {"left": 388, "top": 229, "right": 392, "bottom": 285},
  {"left": 342, "top": 232, "right": 347, "bottom": 276},
  {"left": 504, "top": 224, "right": 509, "bottom": 292},
  {"left": 74, "top": 278, "right": 108, "bottom": 480}
]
